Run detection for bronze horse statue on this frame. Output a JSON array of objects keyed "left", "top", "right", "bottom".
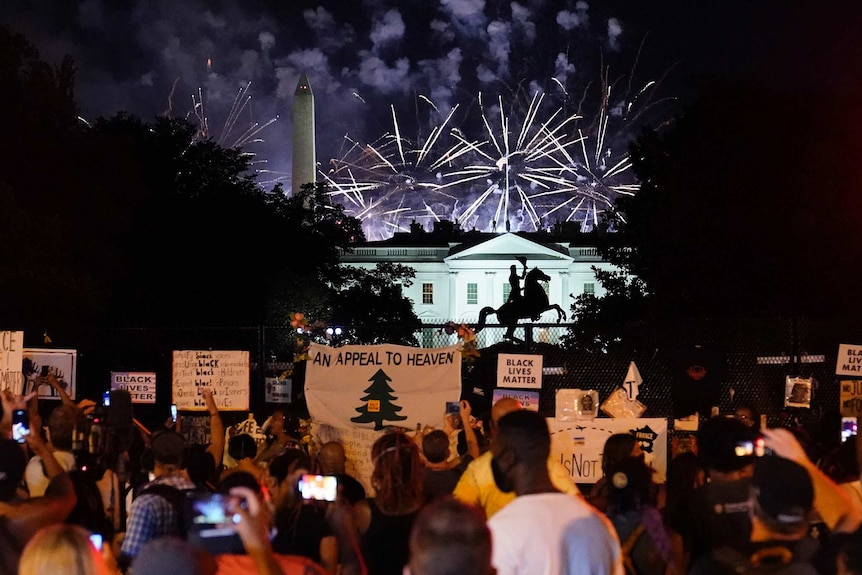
[{"left": 473, "top": 267, "right": 567, "bottom": 343}]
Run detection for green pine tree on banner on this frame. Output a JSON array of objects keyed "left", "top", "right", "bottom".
[{"left": 351, "top": 368, "right": 408, "bottom": 430}]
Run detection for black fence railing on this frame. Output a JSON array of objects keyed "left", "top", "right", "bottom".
[{"left": 20, "top": 318, "right": 862, "bottom": 434}]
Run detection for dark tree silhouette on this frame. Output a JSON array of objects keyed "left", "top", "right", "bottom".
[{"left": 351, "top": 368, "right": 408, "bottom": 430}]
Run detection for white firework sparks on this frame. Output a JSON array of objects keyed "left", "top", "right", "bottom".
[{"left": 325, "top": 65, "right": 670, "bottom": 239}]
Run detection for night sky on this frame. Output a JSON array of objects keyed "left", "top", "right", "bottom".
[{"left": 5, "top": 1, "right": 859, "bottom": 169}]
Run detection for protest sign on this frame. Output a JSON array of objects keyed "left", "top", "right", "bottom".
[
  {"left": 305, "top": 343, "right": 461, "bottom": 430},
  {"left": 111, "top": 371, "right": 157, "bottom": 403},
  {"left": 314, "top": 423, "right": 381, "bottom": 496},
  {"left": 497, "top": 353, "right": 542, "bottom": 389},
  {"left": 265, "top": 377, "right": 292, "bottom": 404},
  {"left": 172, "top": 350, "right": 249, "bottom": 411},
  {"left": 836, "top": 344, "right": 862, "bottom": 375},
  {"left": 492, "top": 388, "right": 540, "bottom": 411},
  {"left": 841, "top": 380, "right": 862, "bottom": 418},
  {"left": 0, "top": 331, "right": 24, "bottom": 394},
  {"left": 23, "top": 349, "right": 77, "bottom": 400},
  {"left": 548, "top": 418, "right": 668, "bottom": 484}
]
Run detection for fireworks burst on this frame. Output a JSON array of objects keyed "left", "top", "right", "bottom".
[
  {"left": 189, "top": 81, "right": 280, "bottom": 182},
  {"left": 325, "top": 64, "right": 671, "bottom": 240}
]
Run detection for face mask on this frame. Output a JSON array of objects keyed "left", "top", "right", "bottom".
[{"left": 491, "top": 454, "right": 514, "bottom": 493}]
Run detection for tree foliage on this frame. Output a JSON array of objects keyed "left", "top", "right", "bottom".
[{"left": 0, "top": 28, "right": 420, "bottom": 345}]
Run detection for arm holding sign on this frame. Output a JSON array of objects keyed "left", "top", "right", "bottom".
[
  {"left": 202, "top": 388, "right": 225, "bottom": 469},
  {"left": 459, "top": 401, "right": 480, "bottom": 460}
]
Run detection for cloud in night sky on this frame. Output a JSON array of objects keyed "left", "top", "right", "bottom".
[{"left": 3, "top": 0, "right": 652, "bottom": 187}]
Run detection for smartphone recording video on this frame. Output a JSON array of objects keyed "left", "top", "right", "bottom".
[
  {"left": 446, "top": 401, "right": 461, "bottom": 415},
  {"left": 842, "top": 417, "right": 858, "bottom": 442},
  {"left": 190, "top": 493, "right": 238, "bottom": 535},
  {"left": 298, "top": 474, "right": 338, "bottom": 502},
  {"left": 12, "top": 409, "right": 30, "bottom": 443},
  {"left": 89, "top": 533, "right": 103, "bottom": 551},
  {"left": 735, "top": 436, "right": 770, "bottom": 457},
  {"left": 170, "top": 404, "right": 178, "bottom": 423},
  {"left": 102, "top": 391, "right": 111, "bottom": 407}
]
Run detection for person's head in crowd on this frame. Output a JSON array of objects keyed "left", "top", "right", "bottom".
[
  {"left": 131, "top": 536, "right": 217, "bottom": 575},
  {"left": 219, "top": 470, "right": 263, "bottom": 496},
  {"left": 491, "top": 410, "right": 551, "bottom": 494},
  {"left": 837, "top": 528, "right": 862, "bottom": 575},
  {"left": 46, "top": 405, "right": 86, "bottom": 451},
  {"left": 269, "top": 408, "right": 300, "bottom": 440},
  {"left": 734, "top": 403, "right": 760, "bottom": 431},
  {"left": 228, "top": 433, "right": 257, "bottom": 462},
  {"left": 267, "top": 449, "right": 311, "bottom": 507},
  {"left": 605, "top": 456, "right": 655, "bottom": 514},
  {"left": 423, "top": 430, "right": 451, "bottom": 465},
  {"left": 697, "top": 416, "right": 756, "bottom": 476},
  {"left": 406, "top": 497, "right": 493, "bottom": 575},
  {"left": 0, "top": 438, "right": 27, "bottom": 502},
  {"left": 18, "top": 524, "right": 113, "bottom": 575},
  {"left": 318, "top": 441, "right": 347, "bottom": 475},
  {"left": 750, "top": 455, "right": 814, "bottom": 538},
  {"left": 186, "top": 444, "right": 217, "bottom": 488},
  {"left": 489, "top": 397, "right": 522, "bottom": 437},
  {"left": 150, "top": 431, "right": 187, "bottom": 475},
  {"left": 601, "top": 433, "right": 643, "bottom": 477},
  {"left": 371, "top": 431, "right": 423, "bottom": 514}
]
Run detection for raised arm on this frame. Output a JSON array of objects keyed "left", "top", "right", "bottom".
[
  {"left": 762, "top": 427, "right": 862, "bottom": 533},
  {"left": 459, "top": 400, "right": 480, "bottom": 460},
  {"left": 202, "top": 388, "right": 225, "bottom": 467}
]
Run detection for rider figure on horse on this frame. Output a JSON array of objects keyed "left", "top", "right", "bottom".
[{"left": 507, "top": 256, "right": 529, "bottom": 304}]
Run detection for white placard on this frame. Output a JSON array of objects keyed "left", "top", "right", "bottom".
[
  {"left": 265, "top": 377, "right": 292, "bottom": 404},
  {"left": 172, "top": 350, "right": 249, "bottom": 411},
  {"left": 111, "top": 371, "right": 157, "bottom": 404},
  {"left": 548, "top": 417, "right": 668, "bottom": 484},
  {"left": 0, "top": 331, "right": 24, "bottom": 393},
  {"left": 836, "top": 344, "right": 862, "bottom": 375},
  {"left": 23, "top": 348, "right": 77, "bottom": 400},
  {"left": 497, "top": 353, "right": 543, "bottom": 389}
]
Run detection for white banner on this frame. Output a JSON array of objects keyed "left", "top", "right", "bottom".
[
  {"left": 497, "top": 353, "right": 543, "bottom": 389},
  {"left": 548, "top": 418, "right": 668, "bottom": 484},
  {"left": 305, "top": 343, "right": 461, "bottom": 430},
  {"left": 23, "top": 348, "right": 77, "bottom": 400}
]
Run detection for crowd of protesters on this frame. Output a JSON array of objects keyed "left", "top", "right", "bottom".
[{"left": 3, "top": 378, "right": 862, "bottom": 575}]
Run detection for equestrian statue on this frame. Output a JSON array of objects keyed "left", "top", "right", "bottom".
[{"left": 473, "top": 257, "right": 567, "bottom": 344}]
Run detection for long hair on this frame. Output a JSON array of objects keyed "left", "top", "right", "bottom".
[
  {"left": 371, "top": 431, "right": 423, "bottom": 514},
  {"left": 19, "top": 524, "right": 112, "bottom": 575},
  {"left": 601, "top": 433, "right": 638, "bottom": 476}
]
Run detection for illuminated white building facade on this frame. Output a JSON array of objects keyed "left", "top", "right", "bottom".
[{"left": 340, "top": 226, "right": 616, "bottom": 344}]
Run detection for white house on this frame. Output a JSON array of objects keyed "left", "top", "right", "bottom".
[{"left": 340, "top": 223, "right": 617, "bottom": 345}]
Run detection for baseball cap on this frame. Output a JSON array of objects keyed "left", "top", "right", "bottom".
[{"left": 752, "top": 455, "right": 813, "bottom": 526}]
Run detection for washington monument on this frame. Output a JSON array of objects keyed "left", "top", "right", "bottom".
[{"left": 291, "top": 73, "right": 316, "bottom": 194}]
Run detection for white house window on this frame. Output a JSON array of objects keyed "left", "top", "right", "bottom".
[
  {"left": 503, "top": 283, "right": 511, "bottom": 302},
  {"left": 422, "top": 283, "right": 434, "bottom": 304},
  {"left": 583, "top": 282, "right": 595, "bottom": 295},
  {"left": 467, "top": 283, "right": 478, "bottom": 305}
]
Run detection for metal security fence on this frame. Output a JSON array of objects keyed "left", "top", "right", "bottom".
[{"left": 28, "top": 318, "right": 862, "bottom": 432}]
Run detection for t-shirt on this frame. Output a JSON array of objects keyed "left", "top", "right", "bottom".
[
  {"left": 453, "top": 451, "right": 579, "bottom": 518},
  {"left": 682, "top": 477, "right": 753, "bottom": 563},
  {"left": 24, "top": 450, "right": 76, "bottom": 497},
  {"left": 423, "top": 456, "right": 472, "bottom": 503},
  {"left": 488, "top": 492, "right": 624, "bottom": 575},
  {"left": 215, "top": 553, "right": 328, "bottom": 575},
  {"left": 669, "top": 345, "right": 726, "bottom": 418}
]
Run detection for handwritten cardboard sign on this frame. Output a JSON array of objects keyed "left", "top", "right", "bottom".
[{"left": 172, "top": 350, "right": 249, "bottom": 411}]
